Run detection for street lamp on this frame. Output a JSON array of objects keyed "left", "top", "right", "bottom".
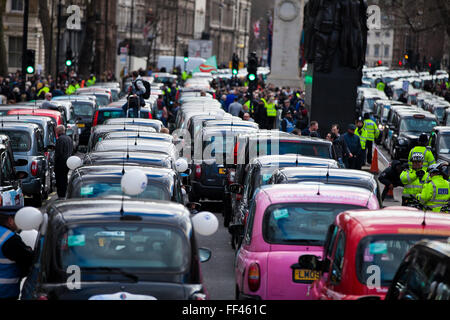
[{"left": 218, "top": 1, "right": 224, "bottom": 66}]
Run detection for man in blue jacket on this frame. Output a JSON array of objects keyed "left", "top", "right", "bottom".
[{"left": 342, "top": 124, "right": 362, "bottom": 169}]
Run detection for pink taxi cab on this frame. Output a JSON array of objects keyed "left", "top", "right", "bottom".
[{"left": 234, "top": 183, "right": 380, "bottom": 300}]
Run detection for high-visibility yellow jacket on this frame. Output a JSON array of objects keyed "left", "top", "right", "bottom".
[
  {"left": 363, "top": 119, "right": 379, "bottom": 141},
  {"left": 408, "top": 146, "right": 436, "bottom": 170},
  {"left": 65, "top": 85, "right": 76, "bottom": 95},
  {"left": 37, "top": 86, "right": 49, "bottom": 97},
  {"left": 417, "top": 175, "right": 450, "bottom": 212},
  {"left": 401, "top": 169, "right": 429, "bottom": 198},
  {"left": 355, "top": 127, "right": 369, "bottom": 150},
  {"left": 261, "top": 98, "right": 276, "bottom": 117}
]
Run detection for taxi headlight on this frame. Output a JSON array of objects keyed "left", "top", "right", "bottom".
[{"left": 398, "top": 138, "right": 408, "bottom": 146}]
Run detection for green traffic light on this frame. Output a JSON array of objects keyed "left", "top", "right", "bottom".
[
  {"left": 65, "top": 60, "right": 72, "bottom": 67},
  {"left": 184, "top": 57, "right": 189, "bottom": 63},
  {"left": 232, "top": 69, "right": 238, "bottom": 75},
  {"left": 26, "top": 66, "right": 34, "bottom": 74},
  {"left": 248, "top": 73, "right": 256, "bottom": 81}
]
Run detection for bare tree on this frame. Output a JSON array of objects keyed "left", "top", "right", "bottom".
[
  {"left": 38, "top": 0, "right": 52, "bottom": 76},
  {"left": 78, "top": 0, "right": 97, "bottom": 78},
  {"left": 0, "top": 0, "right": 8, "bottom": 76}
]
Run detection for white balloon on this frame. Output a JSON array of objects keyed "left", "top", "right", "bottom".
[
  {"left": 175, "top": 158, "right": 189, "bottom": 173},
  {"left": 215, "top": 110, "right": 225, "bottom": 120},
  {"left": 19, "top": 230, "right": 38, "bottom": 248},
  {"left": 121, "top": 169, "right": 148, "bottom": 196},
  {"left": 15, "top": 207, "right": 43, "bottom": 231},
  {"left": 67, "top": 156, "right": 82, "bottom": 170},
  {"left": 191, "top": 211, "right": 219, "bottom": 236}
]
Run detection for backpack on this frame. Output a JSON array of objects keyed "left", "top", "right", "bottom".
[{"left": 134, "top": 79, "right": 151, "bottom": 99}]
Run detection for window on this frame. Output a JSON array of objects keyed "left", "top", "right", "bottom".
[
  {"left": 1, "top": 151, "right": 14, "bottom": 186},
  {"left": 11, "top": 0, "right": 24, "bottom": 11},
  {"left": 384, "top": 45, "right": 390, "bottom": 57},
  {"left": 243, "top": 200, "right": 256, "bottom": 245},
  {"left": 374, "top": 45, "right": 380, "bottom": 57},
  {"left": 0, "top": 130, "right": 31, "bottom": 152},
  {"left": 385, "top": 31, "right": 390, "bottom": 37},
  {"left": 366, "top": 45, "right": 370, "bottom": 56},
  {"left": 375, "top": 32, "right": 380, "bottom": 38},
  {"left": 330, "top": 231, "right": 345, "bottom": 285},
  {"left": 8, "top": 37, "right": 22, "bottom": 68}
]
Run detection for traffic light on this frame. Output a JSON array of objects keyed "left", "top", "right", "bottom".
[
  {"left": 24, "top": 49, "right": 35, "bottom": 74},
  {"left": 184, "top": 50, "right": 189, "bottom": 63},
  {"left": 377, "top": 60, "right": 382, "bottom": 66},
  {"left": 65, "top": 47, "right": 73, "bottom": 67},
  {"left": 398, "top": 60, "right": 403, "bottom": 67},
  {"left": 232, "top": 53, "right": 239, "bottom": 76},
  {"left": 247, "top": 52, "right": 258, "bottom": 89}
]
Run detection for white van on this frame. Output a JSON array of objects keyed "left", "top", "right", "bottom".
[{"left": 157, "top": 56, "right": 206, "bottom": 73}]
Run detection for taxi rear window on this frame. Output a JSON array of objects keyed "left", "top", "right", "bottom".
[
  {"left": 59, "top": 224, "right": 189, "bottom": 271},
  {"left": 256, "top": 141, "right": 332, "bottom": 159},
  {"left": 97, "top": 110, "right": 125, "bottom": 125},
  {"left": 0, "top": 130, "right": 31, "bottom": 152},
  {"left": 263, "top": 203, "right": 365, "bottom": 246}
]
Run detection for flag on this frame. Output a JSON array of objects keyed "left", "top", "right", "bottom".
[
  {"left": 193, "top": 56, "right": 218, "bottom": 73},
  {"left": 253, "top": 20, "right": 260, "bottom": 39}
]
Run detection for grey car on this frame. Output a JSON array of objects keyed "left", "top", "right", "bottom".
[{"left": 0, "top": 122, "right": 50, "bottom": 206}]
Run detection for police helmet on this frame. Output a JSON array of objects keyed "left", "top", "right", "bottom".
[
  {"left": 411, "top": 152, "right": 424, "bottom": 162},
  {"left": 419, "top": 133, "right": 428, "bottom": 144}
]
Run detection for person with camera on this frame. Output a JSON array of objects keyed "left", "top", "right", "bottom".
[
  {"left": 378, "top": 160, "right": 405, "bottom": 203},
  {"left": 122, "top": 71, "right": 146, "bottom": 118},
  {"left": 400, "top": 153, "right": 429, "bottom": 206}
]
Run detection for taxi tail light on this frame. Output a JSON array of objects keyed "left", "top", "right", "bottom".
[
  {"left": 31, "top": 161, "right": 38, "bottom": 177},
  {"left": 0, "top": 195, "right": 2, "bottom": 207},
  {"left": 36, "top": 294, "right": 48, "bottom": 300},
  {"left": 248, "top": 263, "right": 261, "bottom": 292},
  {"left": 195, "top": 164, "right": 202, "bottom": 180},
  {"left": 44, "top": 151, "right": 49, "bottom": 159},
  {"left": 233, "top": 142, "right": 239, "bottom": 164},
  {"left": 93, "top": 111, "right": 99, "bottom": 126},
  {"left": 236, "top": 193, "right": 242, "bottom": 201},
  {"left": 190, "top": 292, "right": 206, "bottom": 300}
]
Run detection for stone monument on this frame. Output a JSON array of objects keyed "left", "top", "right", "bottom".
[{"left": 267, "top": 0, "right": 305, "bottom": 89}]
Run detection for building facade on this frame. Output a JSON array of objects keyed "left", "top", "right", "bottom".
[
  {"left": 366, "top": 28, "right": 395, "bottom": 68},
  {"left": 3, "top": 0, "right": 43, "bottom": 74},
  {"left": 205, "top": 0, "right": 251, "bottom": 67}
]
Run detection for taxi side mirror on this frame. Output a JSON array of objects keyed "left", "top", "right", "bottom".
[
  {"left": 199, "top": 247, "right": 211, "bottom": 263},
  {"left": 298, "top": 255, "right": 321, "bottom": 271},
  {"left": 229, "top": 183, "right": 243, "bottom": 194}
]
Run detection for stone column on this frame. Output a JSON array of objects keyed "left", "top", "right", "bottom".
[{"left": 267, "top": 0, "right": 304, "bottom": 89}]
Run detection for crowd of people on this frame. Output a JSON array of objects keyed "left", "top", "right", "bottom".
[{"left": 0, "top": 69, "right": 116, "bottom": 105}]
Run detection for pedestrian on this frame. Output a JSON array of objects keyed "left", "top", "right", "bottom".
[
  {"left": 330, "top": 133, "right": 345, "bottom": 168},
  {"left": 54, "top": 125, "right": 73, "bottom": 199},
  {"left": 155, "top": 96, "right": 168, "bottom": 127},
  {"left": 242, "top": 113, "right": 254, "bottom": 122},
  {"left": 378, "top": 160, "right": 404, "bottom": 202},
  {"left": 280, "top": 110, "right": 296, "bottom": 133},
  {"left": 342, "top": 124, "right": 362, "bottom": 169},
  {"left": 122, "top": 71, "right": 146, "bottom": 118},
  {"left": 302, "top": 121, "right": 320, "bottom": 138},
  {"left": 41, "top": 92, "right": 57, "bottom": 110},
  {"left": 228, "top": 97, "right": 243, "bottom": 117},
  {"left": 0, "top": 207, "right": 34, "bottom": 300}
]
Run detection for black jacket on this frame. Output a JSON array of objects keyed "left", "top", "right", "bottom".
[
  {"left": 378, "top": 160, "right": 403, "bottom": 187},
  {"left": 55, "top": 134, "right": 73, "bottom": 172},
  {"left": 1, "top": 230, "right": 34, "bottom": 277}
]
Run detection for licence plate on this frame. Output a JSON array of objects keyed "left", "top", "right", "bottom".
[
  {"left": 293, "top": 269, "right": 321, "bottom": 283},
  {"left": 77, "top": 123, "right": 85, "bottom": 128},
  {"left": 218, "top": 168, "right": 226, "bottom": 175}
]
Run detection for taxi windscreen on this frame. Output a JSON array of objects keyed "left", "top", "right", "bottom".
[
  {"left": 263, "top": 203, "right": 365, "bottom": 246},
  {"left": 356, "top": 234, "right": 448, "bottom": 287},
  {"left": 400, "top": 118, "right": 437, "bottom": 133},
  {"left": 70, "top": 179, "right": 171, "bottom": 200},
  {"left": 59, "top": 224, "right": 189, "bottom": 271},
  {"left": 72, "top": 102, "right": 94, "bottom": 117},
  {"left": 0, "top": 130, "right": 31, "bottom": 152}
]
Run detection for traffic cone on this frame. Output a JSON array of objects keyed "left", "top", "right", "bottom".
[
  {"left": 370, "top": 148, "right": 379, "bottom": 174},
  {"left": 385, "top": 186, "right": 394, "bottom": 200}
]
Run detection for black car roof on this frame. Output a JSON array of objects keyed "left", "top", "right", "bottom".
[
  {"left": 252, "top": 154, "right": 339, "bottom": 167},
  {"left": 86, "top": 151, "right": 173, "bottom": 161},
  {"left": 414, "top": 239, "right": 450, "bottom": 258},
  {"left": 50, "top": 199, "right": 190, "bottom": 225},
  {"left": 73, "top": 164, "right": 176, "bottom": 179}
]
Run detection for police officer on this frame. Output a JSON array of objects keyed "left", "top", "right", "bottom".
[
  {"left": 417, "top": 163, "right": 450, "bottom": 212},
  {"left": 0, "top": 207, "right": 34, "bottom": 300},
  {"left": 400, "top": 152, "right": 429, "bottom": 206},
  {"left": 355, "top": 117, "right": 369, "bottom": 168},
  {"left": 408, "top": 133, "right": 436, "bottom": 171},
  {"left": 363, "top": 113, "right": 380, "bottom": 164}
]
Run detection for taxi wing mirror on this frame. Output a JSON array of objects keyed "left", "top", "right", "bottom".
[
  {"left": 298, "top": 255, "right": 321, "bottom": 271},
  {"left": 198, "top": 247, "right": 212, "bottom": 263},
  {"left": 229, "top": 183, "right": 243, "bottom": 194}
]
